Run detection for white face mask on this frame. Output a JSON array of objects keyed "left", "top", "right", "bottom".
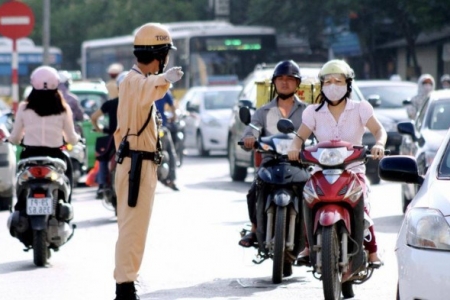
[
  {"left": 422, "top": 83, "right": 433, "bottom": 93},
  {"left": 322, "top": 84, "right": 347, "bottom": 101}
]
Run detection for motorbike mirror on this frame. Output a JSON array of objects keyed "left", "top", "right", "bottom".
[
  {"left": 238, "top": 99, "right": 253, "bottom": 109},
  {"left": 277, "top": 118, "right": 295, "bottom": 134},
  {"left": 239, "top": 106, "right": 251, "bottom": 125}
]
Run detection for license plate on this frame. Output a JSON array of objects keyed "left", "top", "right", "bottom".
[{"left": 26, "top": 197, "right": 53, "bottom": 215}]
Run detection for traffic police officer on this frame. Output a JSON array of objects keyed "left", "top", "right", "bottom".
[{"left": 113, "top": 23, "right": 183, "bottom": 300}]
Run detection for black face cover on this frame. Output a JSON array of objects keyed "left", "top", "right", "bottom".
[{"left": 278, "top": 92, "right": 296, "bottom": 100}]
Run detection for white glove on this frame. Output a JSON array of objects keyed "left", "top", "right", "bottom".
[{"left": 164, "top": 67, "right": 184, "bottom": 83}]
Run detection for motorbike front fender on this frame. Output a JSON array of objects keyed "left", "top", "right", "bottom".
[
  {"left": 29, "top": 216, "right": 48, "bottom": 231},
  {"left": 314, "top": 204, "right": 351, "bottom": 234}
]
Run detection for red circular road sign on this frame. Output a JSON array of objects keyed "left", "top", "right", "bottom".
[{"left": 0, "top": 1, "right": 35, "bottom": 39}]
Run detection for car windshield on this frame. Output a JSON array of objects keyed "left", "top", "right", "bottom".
[
  {"left": 428, "top": 100, "right": 450, "bottom": 130},
  {"left": 438, "top": 135, "right": 450, "bottom": 177},
  {"left": 204, "top": 90, "right": 240, "bottom": 110},
  {"left": 72, "top": 92, "right": 107, "bottom": 116},
  {"left": 358, "top": 85, "right": 416, "bottom": 108}
]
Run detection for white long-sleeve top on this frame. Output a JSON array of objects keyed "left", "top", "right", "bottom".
[{"left": 8, "top": 101, "right": 80, "bottom": 147}]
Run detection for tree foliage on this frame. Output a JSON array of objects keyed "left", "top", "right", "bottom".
[{"left": 18, "top": 0, "right": 450, "bottom": 74}]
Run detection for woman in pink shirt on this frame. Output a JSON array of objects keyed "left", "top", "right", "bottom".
[
  {"left": 7, "top": 66, "right": 81, "bottom": 204},
  {"left": 288, "top": 60, "right": 387, "bottom": 265}
]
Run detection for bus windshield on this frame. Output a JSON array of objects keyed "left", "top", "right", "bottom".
[{"left": 185, "top": 35, "right": 276, "bottom": 88}]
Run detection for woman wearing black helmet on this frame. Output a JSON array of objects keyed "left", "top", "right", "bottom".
[{"left": 238, "top": 60, "right": 309, "bottom": 275}]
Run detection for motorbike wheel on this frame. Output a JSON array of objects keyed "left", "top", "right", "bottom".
[
  {"left": 321, "top": 225, "right": 342, "bottom": 300},
  {"left": 176, "top": 140, "right": 184, "bottom": 167},
  {"left": 272, "top": 206, "right": 287, "bottom": 284},
  {"left": 33, "top": 230, "right": 49, "bottom": 267}
]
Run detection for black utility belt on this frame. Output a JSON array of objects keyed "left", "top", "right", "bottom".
[{"left": 126, "top": 149, "right": 162, "bottom": 165}]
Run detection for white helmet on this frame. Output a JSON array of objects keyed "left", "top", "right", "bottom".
[
  {"left": 116, "top": 71, "right": 129, "bottom": 87},
  {"left": 58, "top": 70, "right": 72, "bottom": 84},
  {"left": 107, "top": 63, "right": 124, "bottom": 75},
  {"left": 30, "top": 66, "right": 60, "bottom": 90}
]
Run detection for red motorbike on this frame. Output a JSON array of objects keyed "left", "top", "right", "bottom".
[
  {"left": 299, "top": 139, "right": 382, "bottom": 299},
  {"left": 278, "top": 117, "right": 385, "bottom": 299}
]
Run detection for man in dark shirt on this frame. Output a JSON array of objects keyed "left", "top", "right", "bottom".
[{"left": 90, "top": 72, "right": 125, "bottom": 197}]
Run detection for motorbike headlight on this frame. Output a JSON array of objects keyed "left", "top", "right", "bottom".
[
  {"left": 406, "top": 208, "right": 450, "bottom": 251},
  {"left": 313, "top": 147, "right": 349, "bottom": 166},
  {"left": 273, "top": 138, "right": 292, "bottom": 155}
]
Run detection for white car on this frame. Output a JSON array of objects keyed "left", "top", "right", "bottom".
[
  {"left": 379, "top": 127, "right": 450, "bottom": 299},
  {"left": 179, "top": 85, "right": 242, "bottom": 156},
  {"left": 0, "top": 101, "right": 16, "bottom": 211}
]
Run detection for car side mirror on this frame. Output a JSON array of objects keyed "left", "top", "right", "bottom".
[
  {"left": 402, "top": 99, "right": 412, "bottom": 106},
  {"left": 367, "top": 95, "right": 381, "bottom": 107},
  {"left": 379, "top": 156, "right": 424, "bottom": 185},
  {"left": 185, "top": 101, "right": 197, "bottom": 113},
  {"left": 238, "top": 99, "right": 254, "bottom": 109},
  {"left": 397, "top": 121, "right": 417, "bottom": 142}
]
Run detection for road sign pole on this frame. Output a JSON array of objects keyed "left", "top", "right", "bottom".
[
  {"left": 0, "top": 0, "right": 35, "bottom": 113},
  {"left": 11, "top": 38, "right": 18, "bottom": 113}
]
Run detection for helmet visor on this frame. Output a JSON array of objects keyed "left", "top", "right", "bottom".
[{"left": 321, "top": 73, "right": 346, "bottom": 84}]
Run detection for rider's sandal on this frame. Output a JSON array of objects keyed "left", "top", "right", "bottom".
[
  {"left": 368, "top": 260, "right": 383, "bottom": 269},
  {"left": 238, "top": 232, "right": 256, "bottom": 248}
]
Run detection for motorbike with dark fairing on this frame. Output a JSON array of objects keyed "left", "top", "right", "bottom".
[
  {"left": 238, "top": 107, "right": 310, "bottom": 284},
  {"left": 7, "top": 154, "right": 75, "bottom": 267}
]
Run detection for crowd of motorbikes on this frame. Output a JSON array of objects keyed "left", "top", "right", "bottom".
[
  {"left": 238, "top": 106, "right": 383, "bottom": 300},
  {"left": 2, "top": 97, "right": 380, "bottom": 298}
]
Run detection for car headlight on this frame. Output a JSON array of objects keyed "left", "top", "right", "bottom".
[
  {"left": 406, "top": 208, "right": 450, "bottom": 251},
  {"left": 202, "top": 117, "right": 221, "bottom": 127}
]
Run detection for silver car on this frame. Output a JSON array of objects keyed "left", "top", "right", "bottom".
[
  {"left": 379, "top": 127, "right": 450, "bottom": 299},
  {"left": 0, "top": 101, "right": 16, "bottom": 211}
]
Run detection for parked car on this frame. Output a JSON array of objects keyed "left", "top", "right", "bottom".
[
  {"left": 227, "top": 64, "right": 382, "bottom": 183},
  {"left": 0, "top": 100, "right": 16, "bottom": 211},
  {"left": 179, "top": 85, "right": 242, "bottom": 156},
  {"left": 378, "top": 127, "right": 450, "bottom": 300},
  {"left": 396, "top": 89, "right": 450, "bottom": 212},
  {"left": 355, "top": 80, "right": 418, "bottom": 155}
]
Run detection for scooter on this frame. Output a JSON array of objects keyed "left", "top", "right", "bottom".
[
  {"left": 7, "top": 154, "right": 75, "bottom": 267},
  {"left": 278, "top": 119, "right": 386, "bottom": 299},
  {"left": 157, "top": 127, "right": 170, "bottom": 183},
  {"left": 101, "top": 155, "right": 118, "bottom": 216},
  {"left": 164, "top": 110, "right": 185, "bottom": 167},
  {"left": 238, "top": 107, "right": 310, "bottom": 284},
  {"left": 63, "top": 140, "right": 86, "bottom": 186}
]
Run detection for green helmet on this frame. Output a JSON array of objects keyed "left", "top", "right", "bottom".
[{"left": 318, "top": 59, "right": 355, "bottom": 81}]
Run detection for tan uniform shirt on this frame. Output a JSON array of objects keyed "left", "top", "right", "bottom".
[
  {"left": 114, "top": 65, "right": 169, "bottom": 149},
  {"left": 113, "top": 64, "right": 170, "bottom": 283}
]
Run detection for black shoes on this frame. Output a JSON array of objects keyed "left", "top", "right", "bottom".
[{"left": 114, "top": 282, "right": 139, "bottom": 300}]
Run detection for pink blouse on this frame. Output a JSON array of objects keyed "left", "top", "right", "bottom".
[
  {"left": 302, "top": 99, "right": 374, "bottom": 173},
  {"left": 8, "top": 102, "right": 80, "bottom": 147}
]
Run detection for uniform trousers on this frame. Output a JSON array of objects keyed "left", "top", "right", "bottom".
[{"left": 114, "top": 157, "right": 157, "bottom": 283}]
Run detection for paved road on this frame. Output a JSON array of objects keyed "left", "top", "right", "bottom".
[{"left": 0, "top": 153, "right": 403, "bottom": 299}]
